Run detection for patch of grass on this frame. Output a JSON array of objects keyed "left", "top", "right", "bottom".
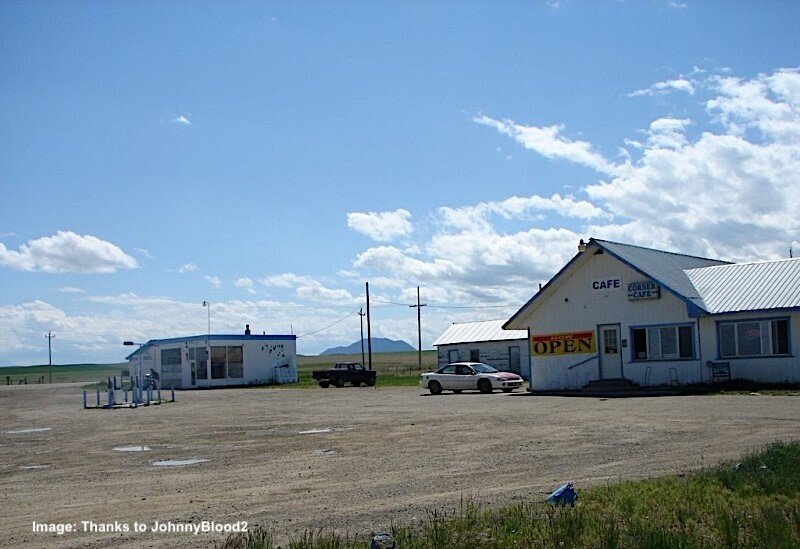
[
  {"left": 219, "top": 441, "right": 800, "bottom": 548},
  {"left": 0, "top": 363, "right": 128, "bottom": 385}
]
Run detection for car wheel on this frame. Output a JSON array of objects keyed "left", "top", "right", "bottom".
[
  {"left": 335, "top": 379, "right": 345, "bottom": 388},
  {"left": 319, "top": 380, "right": 330, "bottom": 388},
  {"left": 453, "top": 389, "right": 462, "bottom": 394},
  {"left": 352, "top": 380, "right": 362, "bottom": 387},
  {"left": 478, "top": 379, "right": 493, "bottom": 394},
  {"left": 428, "top": 381, "right": 443, "bottom": 395},
  {"left": 502, "top": 388, "right": 513, "bottom": 393}
]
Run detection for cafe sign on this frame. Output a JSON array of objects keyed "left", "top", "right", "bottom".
[
  {"left": 627, "top": 280, "right": 661, "bottom": 301},
  {"left": 531, "top": 331, "right": 596, "bottom": 356}
]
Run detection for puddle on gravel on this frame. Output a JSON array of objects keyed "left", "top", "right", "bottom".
[
  {"left": 114, "top": 446, "right": 151, "bottom": 452},
  {"left": 6, "top": 427, "right": 52, "bottom": 434},
  {"left": 246, "top": 427, "right": 355, "bottom": 437},
  {"left": 151, "top": 458, "right": 209, "bottom": 467},
  {"left": 20, "top": 465, "right": 50, "bottom": 470}
]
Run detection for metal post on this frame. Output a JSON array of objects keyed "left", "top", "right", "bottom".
[
  {"left": 366, "top": 282, "right": 372, "bottom": 371},
  {"left": 171, "top": 387, "right": 175, "bottom": 402},
  {"left": 46, "top": 331, "right": 55, "bottom": 384},
  {"left": 83, "top": 391, "right": 87, "bottom": 409},
  {"left": 203, "top": 301, "right": 211, "bottom": 387},
  {"left": 95, "top": 389, "right": 100, "bottom": 407},
  {"left": 358, "top": 308, "right": 366, "bottom": 367},
  {"left": 410, "top": 286, "right": 427, "bottom": 370}
]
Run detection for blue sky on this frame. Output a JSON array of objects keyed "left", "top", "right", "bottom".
[{"left": 1, "top": 1, "right": 799, "bottom": 365}]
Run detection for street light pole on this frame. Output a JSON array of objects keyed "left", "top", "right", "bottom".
[
  {"left": 203, "top": 301, "right": 211, "bottom": 387},
  {"left": 45, "top": 331, "right": 55, "bottom": 383}
]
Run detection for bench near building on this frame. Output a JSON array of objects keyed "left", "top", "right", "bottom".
[
  {"left": 126, "top": 329, "right": 297, "bottom": 389},
  {"left": 433, "top": 319, "right": 529, "bottom": 377},
  {"left": 505, "top": 238, "right": 800, "bottom": 391}
]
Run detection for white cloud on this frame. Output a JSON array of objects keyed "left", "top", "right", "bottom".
[
  {"left": 135, "top": 247, "right": 153, "bottom": 259},
  {"left": 474, "top": 115, "right": 624, "bottom": 176},
  {"left": 261, "top": 272, "right": 359, "bottom": 305},
  {"left": 204, "top": 275, "right": 222, "bottom": 288},
  {"left": 178, "top": 262, "right": 198, "bottom": 273},
  {"left": 0, "top": 231, "right": 137, "bottom": 274},
  {"left": 628, "top": 77, "right": 696, "bottom": 97},
  {"left": 172, "top": 114, "right": 191, "bottom": 125},
  {"left": 235, "top": 277, "right": 257, "bottom": 294},
  {"left": 58, "top": 287, "right": 86, "bottom": 294},
  {"left": 346, "top": 209, "right": 413, "bottom": 241}
]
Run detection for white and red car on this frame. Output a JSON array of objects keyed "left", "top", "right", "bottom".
[{"left": 420, "top": 362, "right": 524, "bottom": 395}]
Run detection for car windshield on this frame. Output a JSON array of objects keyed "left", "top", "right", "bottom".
[{"left": 471, "top": 363, "right": 499, "bottom": 373}]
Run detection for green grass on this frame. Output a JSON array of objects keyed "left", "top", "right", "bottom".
[
  {"left": 0, "top": 363, "right": 128, "bottom": 385},
  {"left": 218, "top": 441, "right": 800, "bottom": 548}
]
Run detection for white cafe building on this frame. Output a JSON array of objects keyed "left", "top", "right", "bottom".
[{"left": 504, "top": 239, "right": 800, "bottom": 391}]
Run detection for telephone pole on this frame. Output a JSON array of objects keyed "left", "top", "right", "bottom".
[
  {"left": 410, "top": 286, "right": 427, "bottom": 369},
  {"left": 45, "top": 331, "right": 55, "bottom": 383},
  {"left": 358, "top": 308, "right": 366, "bottom": 367},
  {"left": 366, "top": 283, "right": 372, "bottom": 371}
]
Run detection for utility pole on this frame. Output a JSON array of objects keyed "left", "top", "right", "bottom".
[
  {"left": 410, "top": 286, "right": 427, "bottom": 369},
  {"left": 358, "top": 308, "right": 366, "bottom": 367},
  {"left": 46, "top": 331, "right": 55, "bottom": 383},
  {"left": 366, "top": 282, "right": 372, "bottom": 371}
]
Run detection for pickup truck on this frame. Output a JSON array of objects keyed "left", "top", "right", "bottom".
[{"left": 312, "top": 362, "right": 377, "bottom": 388}]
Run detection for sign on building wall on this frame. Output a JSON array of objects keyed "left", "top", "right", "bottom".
[
  {"left": 627, "top": 280, "right": 661, "bottom": 300},
  {"left": 592, "top": 277, "right": 622, "bottom": 292},
  {"left": 531, "top": 331, "right": 596, "bottom": 356}
]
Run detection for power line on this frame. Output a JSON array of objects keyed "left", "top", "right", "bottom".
[{"left": 295, "top": 308, "right": 362, "bottom": 339}]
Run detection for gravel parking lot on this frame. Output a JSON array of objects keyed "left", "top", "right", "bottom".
[{"left": 2, "top": 383, "right": 799, "bottom": 548}]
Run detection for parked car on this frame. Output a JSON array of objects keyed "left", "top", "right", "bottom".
[
  {"left": 312, "top": 362, "right": 377, "bottom": 388},
  {"left": 420, "top": 362, "right": 524, "bottom": 395}
]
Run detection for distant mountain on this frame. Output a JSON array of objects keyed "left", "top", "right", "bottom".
[{"left": 320, "top": 337, "right": 416, "bottom": 355}]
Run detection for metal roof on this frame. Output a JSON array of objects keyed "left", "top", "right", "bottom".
[
  {"left": 596, "top": 239, "right": 729, "bottom": 306},
  {"left": 433, "top": 319, "right": 527, "bottom": 346},
  {"left": 685, "top": 258, "right": 800, "bottom": 314},
  {"left": 125, "top": 333, "right": 295, "bottom": 359}
]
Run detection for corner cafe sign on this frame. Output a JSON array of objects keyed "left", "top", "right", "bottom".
[{"left": 531, "top": 331, "right": 596, "bottom": 356}]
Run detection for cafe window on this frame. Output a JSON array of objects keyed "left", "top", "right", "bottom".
[
  {"left": 718, "top": 318, "right": 790, "bottom": 358},
  {"left": 632, "top": 324, "right": 694, "bottom": 361}
]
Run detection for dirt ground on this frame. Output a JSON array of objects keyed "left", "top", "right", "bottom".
[{"left": 1, "top": 383, "right": 799, "bottom": 548}]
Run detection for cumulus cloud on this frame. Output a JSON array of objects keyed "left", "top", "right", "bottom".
[
  {"left": 204, "top": 275, "right": 222, "bottom": 288},
  {"left": 0, "top": 231, "right": 137, "bottom": 274},
  {"left": 172, "top": 114, "right": 191, "bottom": 125},
  {"left": 235, "top": 277, "right": 256, "bottom": 294},
  {"left": 261, "top": 272, "right": 359, "bottom": 305},
  {"left": 178, "top": 262, "right": 198, "bottom": 273},
  {"left": 58, "top": 287, "right": 86, "bottom": 294},
  {"left": 346, "top": 209, "right": 413, "bottom": 241},
  {"left": 473, "top": 115, "right": 624, "bottom": 176}
]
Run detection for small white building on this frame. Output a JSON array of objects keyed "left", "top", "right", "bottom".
[
  {"left": 505, "top": 239, "right": 800, "bottom": 391},
  {"left": 432, "top": 319, "right": 530, "bottom": 377},
  {"left": 125, "top": 332, "right": 297, "bottom": 389}
]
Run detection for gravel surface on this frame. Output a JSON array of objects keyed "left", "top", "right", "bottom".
[{"left": 1, "top": 382, "right": 799, "bottom": 548}]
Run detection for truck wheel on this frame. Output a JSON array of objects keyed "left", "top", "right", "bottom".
[
  {"left": 352, "top": 381, "right": 361, "bottom": 387},
  {"left": 319, "top": 380, "right": 330, "bottom": 388},
  {"left": 335, "top": 379, "right": 345, "bottom": 388},
  {"left": 428, "top": 381, "right": 442, "bottom": 395},
  {"left": 478, "top": 379, "right": 493, "bottom": 394},
  {"left": 367, "top": 379, "right": 376, "bottom": 387}
]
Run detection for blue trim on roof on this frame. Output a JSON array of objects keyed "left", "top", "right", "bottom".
[{"left": 125, "top": 334, "right": 296, "bottom": 359}]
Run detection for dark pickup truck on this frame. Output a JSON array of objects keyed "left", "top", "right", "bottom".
[{"left": 312, "top": 362, "right": 376, "bottom": 388}]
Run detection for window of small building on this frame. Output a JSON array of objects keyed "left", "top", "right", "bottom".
[
  {"left": 632, "top": 324, "right": 694, "bottom": 361},
  {"left": 211, "top": 346, "right": 227, "bottom": 379},
  {"left": 719, "top": 318, "right": 790, "bottom": 358},
  {"left": 469, "top": 349, "right": 480, "bottom": 362},
  {"left": 160, "top": 348, "right": 182, "bottom": 374},
  {"left": 227, "top": 346, "right": 244, "bottom": 378}
]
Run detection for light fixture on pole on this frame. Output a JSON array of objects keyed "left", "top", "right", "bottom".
[{"left": 123, "top": 340, "right": 146, "bottom": 403}]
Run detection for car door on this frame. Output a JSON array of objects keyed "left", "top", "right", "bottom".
[
  {"left": 437, "top": 365, "right": 457, "bottom": 390},
  {"left": 455, "top": 364, "right": 476, "bottom": 390}
]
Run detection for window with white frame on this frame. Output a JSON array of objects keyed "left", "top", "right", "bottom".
[
  {"left": 632, "top": 324, "right": 694, "bottom": 361},
  {"left": 718, "top": 318, "right": 789, "bottom": 358}
]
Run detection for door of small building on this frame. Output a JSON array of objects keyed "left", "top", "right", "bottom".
[
  {"left": 509, "top": 346, "right": 521, "bottom": 374},
  {"left": 598, "top": 324, "right": 623, "bottom": 379},
  {"left": 448, "top": 349, "right": 459, "bottom": 364}
]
